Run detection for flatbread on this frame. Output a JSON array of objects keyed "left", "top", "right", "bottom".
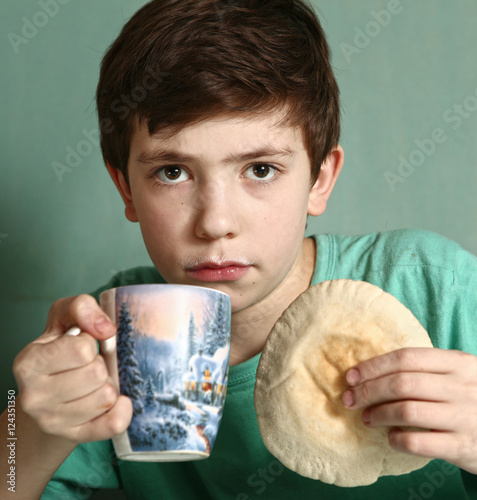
[{"left": 254, "top": 279, "right": 433, "bottom": 487}]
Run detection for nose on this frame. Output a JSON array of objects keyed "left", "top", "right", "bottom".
[{"left": 193, "top": 181, "right": 239, "bottom": 240}]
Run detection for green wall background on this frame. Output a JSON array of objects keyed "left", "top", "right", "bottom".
[{"left": 1, "top": 1, "right": 476, "bottom": 408}]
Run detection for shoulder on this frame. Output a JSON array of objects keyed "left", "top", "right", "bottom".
[
  {"left": 312, "top": 229, "right": 476, "bottom": 350},
  {"left": 327, "top": 229, "right": 475, "bottom": 278},
  {"left": 312, "top": 228, "right": 476, "bottom": 309}
]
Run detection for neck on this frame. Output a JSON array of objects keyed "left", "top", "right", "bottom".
[{"left": 228, "top": 237, "right": 316, "bottom": 366}]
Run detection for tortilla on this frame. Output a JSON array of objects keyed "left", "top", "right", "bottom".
[{"left": 254, "top": 279, "right": 433, "bottom": 487}]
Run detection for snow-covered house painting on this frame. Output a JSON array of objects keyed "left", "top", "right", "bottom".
[
  {"left": 183, "top": 346, "right": 229, "bottom": 406},
  {"left": 113, "top": 284, "right": 231, "bottom": 458}
]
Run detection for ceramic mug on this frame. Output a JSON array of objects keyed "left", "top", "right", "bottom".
[{"left": 98, "top": 284, "right": 231, "bottom": 461}]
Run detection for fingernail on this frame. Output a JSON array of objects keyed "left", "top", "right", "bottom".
[
  {"left": 342, "top": 390, "right": 355, "bottom": 408},
  {"left": 94, "top": 316, "right": 114, "bottom": 334},
  {"left": 362, "top": 409, "right": 371, "bottom": 425},
  {"left": 346, "top": 368, "right": 360, "bottom": 386}
]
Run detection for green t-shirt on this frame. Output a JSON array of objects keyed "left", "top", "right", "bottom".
[{"left": 42, "top": 230, "right": 477, "bottom": 499}]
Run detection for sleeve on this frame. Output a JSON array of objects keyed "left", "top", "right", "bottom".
[
  {"left": 352, "top": 229, "right": 477, "bottom": 356},
  {"left": 377, "top": 231, "right": 477, "bottom": 497},
  {"left": 41, "top": 440, "right": 122, "bottom": 499},
  {"left": 407, "top": 232, "right": 477, "bottom": 357}
]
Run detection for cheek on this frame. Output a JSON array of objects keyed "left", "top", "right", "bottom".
[
  {"left": 256, "top": 187, "right": 310, "bottom": 233},
  {"left": 134, "top": 191, "right": 184, "bottom": 229},
  {"left": 254, "top": 199, "right": 309, "bottom": 264},
  {"left": 133, "top": 199, "right": 184, "bottom": 255}
]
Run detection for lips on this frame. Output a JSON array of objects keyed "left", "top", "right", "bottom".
[{"left": 186, "top": 260, "right": 251, "bottom": 282}]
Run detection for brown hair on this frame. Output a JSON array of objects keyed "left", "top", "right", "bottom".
[{"left": 96, "top": 0, "right": 340, "bottom": 183}]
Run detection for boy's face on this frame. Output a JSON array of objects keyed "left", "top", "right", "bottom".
[{"left": 110, "top": 112, "right": 341, "bottom": 313}]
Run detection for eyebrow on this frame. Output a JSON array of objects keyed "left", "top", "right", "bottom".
[{"left": 135, "top": 145, "right": 296, "bottom": 165}]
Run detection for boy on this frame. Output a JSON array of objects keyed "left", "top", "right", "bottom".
[{"left": 2, "top": 0, "right": 477, "bottom": 498}]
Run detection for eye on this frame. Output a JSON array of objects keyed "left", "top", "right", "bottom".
[
  {"left": 155, "top": 165, "right": 191, "bottom": 184},
  {"left": 243, "top": 163, "right": 278, "bottom": 182}
]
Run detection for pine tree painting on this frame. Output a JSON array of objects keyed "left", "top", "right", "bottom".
[
  {"left": 117, "top": 302, "right": 144, "bottom": 416},
  {"left": 186, "top": 312, "right": 198, "bottom": 365},
  {"left": 213, "top": 294, "right": 230, "bottom": 349},
  {"left": 203, "top": 293, "right": 230, "bottom": 356},
  {"left": 145, "top": 376, "right": 156, "bottom": 410}
]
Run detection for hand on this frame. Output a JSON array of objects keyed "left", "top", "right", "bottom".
[
  {"left": 13, "top": 294, "right": 133, "bottom": 443},
  {"left": 342, "top": 347, "right": 477, "bottom": 474}
]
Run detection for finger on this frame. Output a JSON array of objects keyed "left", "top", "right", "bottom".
[
  {"left": 50, "top": 333, "right": 101, "bottom": 373},
  {"left": 46, "top": 355, "right": 110, "bottom": 404},
  {"left": 343, "top": 372, "right": 451, "bottom": 410},
  {"left": 362, "top": 401, "right": 455, "bottom": 431},
  {"left": 18, "top": 361, "right": 113, "bottom": 420},
  {"left": 388, "top": 428, "right": 464, "bottom": 464},
  {"left": 32, "top": 380, "right": 121, "bottom": 434},
  {"left": 59, "top": 381, "right": 120, "bottom": 427},
  {"left": 41, "top": 294, "right": 116, "bottom": 342},
  {"left": 14, "top": 333, "right": 99, "bottom": 383},
  {"left": 69, "top": 395, "right": 133, "bottom": 443},
  {"left": 345, "top": 348, "right": 456, "bottom": 388}
]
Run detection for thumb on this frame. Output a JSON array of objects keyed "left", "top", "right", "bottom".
[{"left": 41, "top": 294, "right": 116, "bottom": 343}]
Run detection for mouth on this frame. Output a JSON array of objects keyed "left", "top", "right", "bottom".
[{"left": 185, "top": 259, "right": 252, "bottom": 282}]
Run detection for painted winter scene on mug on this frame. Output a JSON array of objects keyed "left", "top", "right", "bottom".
[{"left": 113, "top": 284, "right": 231, "bottom": 460}]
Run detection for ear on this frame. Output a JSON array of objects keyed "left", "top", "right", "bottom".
[
  {"left": 307, "top": 145, "right": 344, "bottom": 216},
  {"left": 106, "top": 163, "right": 139, "bottom": 223}
]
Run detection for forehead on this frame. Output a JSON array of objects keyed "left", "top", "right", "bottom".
[{"left": 129, "top": 112, "right": 306, "bottom": 157}]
